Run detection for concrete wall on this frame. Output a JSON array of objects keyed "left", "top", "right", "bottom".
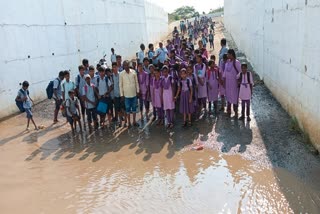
[
  {"left": 224, "top": 0, "right": 320, "bottom": 149},
  {"left": 0, "top": 0, "right": 168, "bottom": 119}
]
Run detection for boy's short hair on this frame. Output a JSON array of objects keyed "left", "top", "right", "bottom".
[
  {"left": 89, "top": 65, "right": 95, "bottom": 71},
  {"left": 148, "top": 43, "right": 153, "bottom": 49},
  {"left": 111, "top": 48, "right": 114, "bottom": 51},
  {"left": 241, "top": 63, "right": 248, "bottom": 68},
  {"left": 64, "top": 70, "right": 70, "bottom": 76},
  {"left": 78, "top": 65, "right": 85, "bottom": 71},
  {"left": 143, "top": 57, "right": 149, "bottom": 62},
  {"left": 82, "top": 59, "right": 89, "bottom": 66},
  {"left": 98, "top": 67, "right": 105, "bottom": 72},
  {"left": 68, "top": 90, "right": 75, "bottom": 95},
  {"left": 116, "top": 55, "right": 121, "bottom": 59},
  {"left": 105, "top": 68, "right": 111, "bottom": 73},
  {"left": 22, "top": 81, "right": 29, "bottom": 87},
  {"left": 59, "top": 71, "right": 65, "bottom": 77},
  {"left": 112, "top": 62, "right": 117, "bottom": 67}
]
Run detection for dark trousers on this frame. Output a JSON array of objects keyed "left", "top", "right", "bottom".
[
  {"left": 241, "top": 100, "right": 250, "bottom": 117},
  {"left": 86, "top": 108, "right": 97, "bottom": 123}
]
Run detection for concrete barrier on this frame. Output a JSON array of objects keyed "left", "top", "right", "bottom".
[
  {"left": 0, "top": 0, "right": 168, "bottom": 119},
  {"left": 224, "top": 0, "right": 320, "bottom": 150}
]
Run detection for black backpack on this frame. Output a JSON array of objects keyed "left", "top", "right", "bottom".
[
  {"left": 15, "top": 89, "right": 29, "bottom": 112},
  {"left": 46, "top": 78, "right": 60, "bottom": 99}
]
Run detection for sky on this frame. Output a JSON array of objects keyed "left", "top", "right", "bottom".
[{"left": 148, "top": 0, "right": 224, "bottom": 14}]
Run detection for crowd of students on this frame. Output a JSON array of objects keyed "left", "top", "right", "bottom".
[{"left": 16, "top": 16, "right": 253, "bottom": 132}]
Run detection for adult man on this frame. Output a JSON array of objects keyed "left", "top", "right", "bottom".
[
  {"left": 116, "top": 55, "right": 123, "bottom": 72},
  {"left": 110, "top": 48, "right": 117, "bottom": 64},
  {"left": 137, "top": 43, "right": 145, "bottom": 64},
  {"left": 53, "top": 71, "right": 65, "bottom": 123},
  {"left": 119, "top": 60, "right": 140, "bottom": 127}
]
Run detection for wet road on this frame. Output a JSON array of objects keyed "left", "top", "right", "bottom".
[{"left": 1, "top": 20, "right": 320, "bottom": 213}]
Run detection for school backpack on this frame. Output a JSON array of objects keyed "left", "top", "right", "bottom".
[
  {"left": 238, "top": 72, "right": 252, "bottom": 88},
  {"left": 46, "top": 78, "right": 60, "bottom": 99},
  {"left": 179, "top": 78, "right": 191, "bottom": 91},
  {"left": 15, "top": 89, "right": 29, "bottom": 112}
]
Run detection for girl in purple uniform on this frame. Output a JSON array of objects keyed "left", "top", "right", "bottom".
[
  {"left": 161, "top": 66, "right": 175, "bottom": 129},
  {"left": 206, "top": 59, "right": 220, "bottom": 114},
  {"left": 137, "top": 63, "right": 150, "bottom": 121},
  {"left": 152, "top": 68, "right": 164, "bottom": 125},
  {"left": 219, "top": 54, "right": 228, "bottom": 111},
  {"left": 148, "top": 64, "right": 157, "bottom": 121},
  {"left": 175, "top": 68, "right": 194, "bottom": 127},
  {"left": 194, "top": 54, "right": 207, "bottom": 114},
  {"left": 223, "top": 49, "right": 241, "bottom": 117},
  {"left": 237, "top": 63, "right": 253, "bottom": 121}
]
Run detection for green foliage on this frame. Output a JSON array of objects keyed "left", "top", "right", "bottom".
[
  {"left": 208, "top": 7, "right": 224, "bottom": 14},
  {"left": 168, "top": 5, "right": 200, "bottom": 21}
]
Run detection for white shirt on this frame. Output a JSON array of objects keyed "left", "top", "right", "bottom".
[
  {"left": 62, "top": 80, "right": 76, "bottom": 100},
  {"left": 138, "top": 50, "right": 145, "bottom": 64},
  {"left": 111, "top": 54, "right": 117, "bottom": 63}
]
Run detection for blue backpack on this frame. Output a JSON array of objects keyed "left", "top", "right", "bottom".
[
  {"left": 15, "top": 89, "right": 29, "bottom": 112},
  {"left": 46, "top": 78, "right": 60, "bottom": 99}
]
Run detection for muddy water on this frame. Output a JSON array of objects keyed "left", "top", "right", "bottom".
[
  {"left": 1, "top": 113, "right": 320, "bottom": 214},
  {"left": 1, "top": 19, "right": 320, "bottom": 213}
]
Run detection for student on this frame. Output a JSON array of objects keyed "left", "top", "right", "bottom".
[
  {"left": 219, "top": 38, "right": 228, "bottom": 65},
  {"left": 111, "top": 62, "right": 125, "bottom": 127},
  {"left": 88, "top": 65, "right": 97, "bottom": 85},
  {"left": 96, "top": 67, "right": 113, "bottom": 127},
  {"left": 219, "top": 54, "right": 228, "bottom": 111},
  {"left": 53, "top": 71, "right": 65, "bottom": 123},
  {"left": 175, "top": 68, "right": 194, "bottom": 127},
  {"left": 82, "top": 59, "right": 89, "bottom": 74},
  {"left": 16, "top": 81, "right": 38, "bottom": 130},
  {"left": 137, "top": 44, "right": 145, "bottom": 64},
  {"left": 75, "top": 65, "right": 87, "bottom": 122},
  {"left": 166, "top": 40, "right": 174, "bottom": 55},
  {"left": 137, "top": 63, "right": 150, "bottom": 121},
  {"left": 152, "top": 68, "right": 164, "bottom": 125},
  {"left": 111, "top": 48, "right": 117, "bottom": 64},
  {"left": 187, "top": 65, "right": 198, "bottom": 113},
  {"left": 119, "top": 60, "right": 140, "bottom": 127},
  {"left": 207, "top": 59, "right": 219, "bottom": 114},
  {"left": 62, "top": 70, "right": 75, "bottom": 102},
  {"left": 82, "top": 74, "right": 98, "bottom": 129},
  {"left": 198, "top": 40, "right": 208, "bottom": 59},
  {"left": 161, "top": 66, "right": 175, "bottom": 129},
  {"left": 154, "top": 42, "right": 168, "bottom": 67},
  {"left": 143, "top": 57, "right": 150, "bottom": 74},
  {"left": 223, "top": 49, "right": 241, "bottom": 117},
  {"left": 208, "top": 30, "right": 214, "bottom": 49},
  {"left": 147, "top": 44, "right": 155, "bottom": 64},
  {"left": 148, "top": 64, "right": 157, "bottom": 121},
  {"left": 66, "top": 90, "right": 82, "bottom": 133},
  {"left": 194, "top": 54, "right": 207, "bottom": 114},
  {"left": 201, "top": 34, "right": 208, "bottom": 49},
  {"left": 237, "top": 63, "right": 253, "bottom": 121},
  {"left": 116, "top": 55, "right": 124, "bottom": 72}
]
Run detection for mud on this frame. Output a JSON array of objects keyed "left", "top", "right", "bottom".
[{"left": 1, "top": 19, "right": 320, "bottom": 214}]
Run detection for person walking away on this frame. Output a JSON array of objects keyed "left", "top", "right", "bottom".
[
  {"left": 82, "top": 74, "right": 98, "bottom": 129},
  {"left": 237, "top": 63, "right": 253, "bottom": 121},
  {"left": 119, "top": 60, "right": 140, "bottom": 128},
  {"left": 16, "top": 81, "right": 38, "bottom": 130},
  {"left": 223, "top": 49, "right": 241, "bottom": 117},
  {"left": 96, "top": 67, "right": 113, "bottom": 128},
  {"left": 137, "top": 63, "right": 150, "bottom": 121},
  {"left": 66, "top": 90, "right": 82, "bottom": 133},
  {"left": 219, "top": 38, "right": 228, "bottom": 65},
  {"left": 161, "top": 66, "right": 175, "bottom": 129},
  {"left": 207, "top": 59, "right": 220, "bottom": 114},
  {"left": 175, "top": 68, "right": 194, "bottom": 127},
  {"left": 75, "top": 65, "right": 87, "bottom": 122},
  {"left": 53, "top": 71, "right": 65, "bottom": 123},
  {"left": 209, "top": 31, "right": 214, "bottom": 49}
]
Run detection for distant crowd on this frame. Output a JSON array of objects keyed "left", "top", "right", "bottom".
[{"left": 15, "top": 16, "right": 253, "bottom": 132}]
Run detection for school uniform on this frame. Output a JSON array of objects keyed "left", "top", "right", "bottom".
[
  {"left": 179, "top": 79, "right": 194, "bottom": 114},
  {"left": 53, "top": 78, "right": 63, "bottom": 111},
  {"left": 66, "top": 97, "right": 80, "bottom": 125},
  {"left": 153, "top": 78, "right": 163, "bottom": 119},
  {"left": 138, "top": 71, "right": 150, "bottom": 112},
  {"left": 75, "top": 74, "right": 86, "bottom": 116},
  {"left": 161, "top": 75, "right": 175, "bottom": 125},
  {"left": 96, "top": 75, "right": 113, "bottom": 116},
  {"left": 149, "top": 75, "right": 156, "bottom": 118},
  {"left": 82, "top": 83, "right": 97, "bottom": 124},
  {"left": 237, "top": 72, "right": 254, "bottom": 117},
  {"left": 223, "top": 59, "right": 241, "bottom": 114},
  {"left": 62, "top": 80, "right": 76, "bottom": 100},
  {"left": 207, "top": 67, "right": 219, "bottom": 103},
  {"left": 17, "top": 89, "right": 33, "bottom": 119},
  {"left": 194, "top": 63, "right": 207, "bottom": 106}
]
